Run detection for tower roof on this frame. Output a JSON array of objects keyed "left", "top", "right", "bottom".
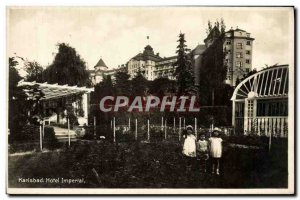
[{"left": 94, "top": 58, "right": 108, "bottom": 68}]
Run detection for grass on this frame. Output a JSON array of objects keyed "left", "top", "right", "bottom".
[{"left": 8, "top": 139, "right": 288, "bottom": 188}]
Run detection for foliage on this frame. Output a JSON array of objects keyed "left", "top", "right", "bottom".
[
  {"left": 131, "top": 70, "right": 148, "bottom": 96},
  {"left": 236, "top": 68, "right": 258, "bottom": 85},
  {"left": 199, "top": 20, "right": 229, "bottom": 106},
  {"left": 114, "top": 71, "right": 131, "bottom": 96},
  {"left": 43, "top": 43, "right": 91, "bottom": 87},
  {"left": 9, "top": 140, "right": 288, "bottom": 188},
  {"left": 174, "top": 33, "right": 196, "bottom": 95},
  {"left": 8, "top": 57, "right": 31, "bottom": 141},
  {"left": 148, "top": 77, "right": 176, "bottom": 97},
  {"left": 24, "top": 60, "right": 44, "bottom": 82},
  {"left": 43, "top": 126, "right": 59, "bottom": 150}
]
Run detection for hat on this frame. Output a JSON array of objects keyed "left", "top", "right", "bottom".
[
  {"left": 213, "top": 127, "right": 222, "bottom": 132},
  {"left": 186, "top": 125, "right": 193, "bottom": 131}
]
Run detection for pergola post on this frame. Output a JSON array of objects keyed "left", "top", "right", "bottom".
[{"left": 82, "top": 93, "right": 89, "bottom": 125}]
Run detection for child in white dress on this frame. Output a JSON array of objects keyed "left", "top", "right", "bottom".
[
  {"left": 208, "top": 128, "right": 223, "bottom": 175},
  {"left": 182, "top": 125, "right": 196, "bottom": 171}
]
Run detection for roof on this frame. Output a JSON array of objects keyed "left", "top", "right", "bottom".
[
  {"left": 226, "top": 28, "right": 246, "bottom": 33},
  {"left": 131, "top": 45, "right": 162, "bottom": 62},
  {"left": 18, "top": 80, "right": 94, "bottom": 101},
  {"left": 192, "top": 44, "right": 206, "bottom": 55},
  {"left": 94, "top": 58, "right": 108, "bottom": 68},
  {"left": 231, "top": 65, "right": 289, "bottom": 101}
]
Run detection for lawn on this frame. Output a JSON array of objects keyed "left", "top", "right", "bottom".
[{"left": 8, "top": 139, "right": 288, "bottom": 188}]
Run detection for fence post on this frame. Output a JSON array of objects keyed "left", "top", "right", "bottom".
[
  {"left": 173, "top": 117, "right": 176, "bottom": 133},
  {"left": 42, "top": 119, "right": 45, "bottom": 139},
  {"left": 195, "top": 117, "right": 197, "bottom": 140},
  {"left": 147, "top": 119, "right": 150, "bottom": 141},
  {"left": 179, "top": 117, "right": 181, "bottom": 141},
  {"left": 68, "top": 117, "right": 70, "bottom": 147},
  {"left": 165, "top": 119, "right": 167, "bottom": 140},
  {"left": 39, "top": 125, "right": 43, "bottom": 151},
  {"left": 93, "top": 116, "right": 96, "bottom": 139},
  {"left": 183, "top": 118, "right": 186, "bottom": 128},
  {"left": 269, "top": 121, "right": 272, "bottom": 153},
  {"left": 113, "top": 117, "right": 116, "bottom": 143},
  {"left": 161, "top": 116, "right": 164, "bottom": 130},
  {"left": 135, "top": 118, "right": 137, "bottom": 140},
  {"left": 129, "top": 117, "right": 131, "bottom": 130}
]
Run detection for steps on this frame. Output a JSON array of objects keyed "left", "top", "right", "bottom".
[{"left": 53, "top": 126, "right": 77, "bottom": 142}]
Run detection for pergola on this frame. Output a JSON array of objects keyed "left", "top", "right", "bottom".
[
  {"left": 18, "top": 80, "right": 94, "bottom": 100},
  {"left": 18, "top": 80, "right": 94, "bottom": 150}
]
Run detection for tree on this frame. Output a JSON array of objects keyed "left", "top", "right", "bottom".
[
  {"left": 24, "top": 60, "right": 44, "bottom": 82},
  {"left": 148, "top": 77, "right": 176, "bottom": 98},
  {"left": 90, "top": 75, "right": 115, "bottom": 126},
  {"left": 114, "top": 71, "right": 131, "bottom": 96},
  {"left": 199, "top": 20, "right": 228, "bottom": 106},
  {"left": 8, "top": 57, "right": 31, "bottom": 141},
  {"left": 174, "top": 33, "right": 195, "bottom": 95},
  {"left": 131, "top": 70, "right": 148, "bottom": 96},
  {"left": 44, "top": 43, "right": 91, "bottom": 87}
]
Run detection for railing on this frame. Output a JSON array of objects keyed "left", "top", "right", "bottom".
[{"left": 235, "top": 116, "right": 288, "bottom": 137}]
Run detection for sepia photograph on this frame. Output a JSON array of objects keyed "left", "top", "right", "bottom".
[{"left": 6, "top": 6, "right": 295, "bottom": 195}]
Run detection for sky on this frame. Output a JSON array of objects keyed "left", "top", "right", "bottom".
[{"left": 7, "top": 7, "right": 294, "bottom": 73}]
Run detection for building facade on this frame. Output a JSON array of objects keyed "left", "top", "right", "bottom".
[
  {"left": 224, "top": 28, "right": 254, "bottom": 86},
  {"left": 89, "top": 58, "right": 126, "bottom": 85},
  {"left": 127, "top": 45, "right": 177, "bottom": 81},
  {"left": 192, "top": 27, "right": 255, "bottom": 87}
]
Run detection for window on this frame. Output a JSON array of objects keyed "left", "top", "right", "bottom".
[
  {"left": 246, "top": 50, "right": 251, "bottom": 55},
  {"left": 248, "top": 100, "right": 254, "bottom": 117},
  {"left": 228, "top": 50, "right": 231, "bottom": 54},
  {"left": 245, "top": 68, "right": 250, "bottom": 73},
  {"left": 226, "top": 40, "right": 231, "bottom": 45},
  {"left": 228, "top": 67, "right": 232, "bottom": 72},
  {"left": 236, "top": 52, "right": 243, "bottom": 58},
  {"left": 236, "top": 61, "right": 243, "bottom": 67},
  {"left": 257, "top": 100, "right": 288, "bottom": 116},
  {"left": 236, "top": 43, "right": 243, "bottom": 49},
  {"left": 246, "top": 59, "right": 251, "bottom": 64},
  {"left": 246, "top": 41, "right": 251, "bottom": 45},
  {"left": 226, "top": 76, "right": 231, "bottom": 80}
]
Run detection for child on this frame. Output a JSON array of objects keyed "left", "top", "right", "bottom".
[
  {"left": 182, "top": 125, "right": 197, "bottom": 171},
  {"left": 208, "top": 127, "right": 223, "bottom": 175},
  {"left": 196, "top": 133, "right": 209, "bottom": 172}
]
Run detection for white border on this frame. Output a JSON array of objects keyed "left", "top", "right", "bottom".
[{"left": 2, "top": 1, "right": 298, "bottom": 198}]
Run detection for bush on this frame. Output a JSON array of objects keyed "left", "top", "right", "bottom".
[
  {"left": 9, "top": 124, "right": 39, "bottom": 143},
  {"left": 43, "top": 126, "right": 59, "bottom": 150}
]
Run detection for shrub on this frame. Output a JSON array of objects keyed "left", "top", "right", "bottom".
[{"left": 43, "top": 126, "right": 59, "bottom": 150}]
